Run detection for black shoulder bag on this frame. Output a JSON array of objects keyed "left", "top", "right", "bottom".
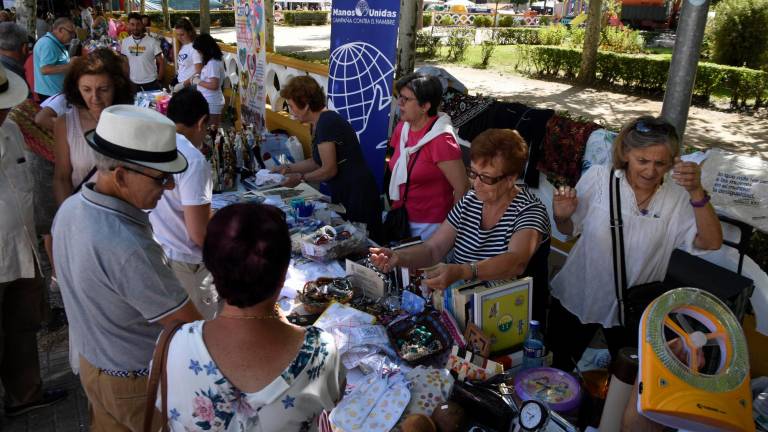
[
  {"left": 383, "top": 148, "right": 423, "bottom": 245},
  {"left": 609, "top": 170, "right": 669, "bottom": 343}
]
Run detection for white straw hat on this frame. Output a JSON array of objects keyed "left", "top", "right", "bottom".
[
  {"left": 84, "top": 105, "right": 188, "bottom": 173},
  {"left": 0, "top": 63, "right": 28, "bottom": 110}
]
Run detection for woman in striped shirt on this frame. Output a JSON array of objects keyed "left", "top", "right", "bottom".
[{"left": 370, "top": 128, "right": 551, "bottom": 294}]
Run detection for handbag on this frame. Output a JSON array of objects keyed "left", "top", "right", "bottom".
[
  {"left": 143, "top": 320, "right": 185, "bottom": 432},
  {"left": 383, "top": 147, "right": 423, "bottom": 244},
  {"left": 449, "top": 380, "right": 515, "bottom": 432},
  {"left": 608, "top": 169, "right": 669, "bottom": 339}
]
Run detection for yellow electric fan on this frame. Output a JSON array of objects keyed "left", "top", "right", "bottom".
[{"left": 638, "top": 287, "right": 754, "bottom": 432}]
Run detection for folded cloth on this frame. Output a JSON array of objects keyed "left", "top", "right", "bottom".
[
  {"left": 330, "top": 371, "right": 411, "bottom": 432},
  {"left": 538, "top": 114, "right": 602, "bottom": 187}
]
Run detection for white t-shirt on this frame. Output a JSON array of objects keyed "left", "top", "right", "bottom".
[
  {"left": 40, "top": 92, "right": 70, "bottom": 116},
  {"left": 149, "top": 134, "right": 212, "bottom": 264},
  {"left": 549, "top": 165, "right": 701, "bottom": 327},
  {"left": 176, "top": 42, "right": 202, "bottom": 83},
  {"left": 198, "top": 59, "right": 225, "bottom": 107},
  {"left": 121, "top": 35, "right": 162, "bottom": 84}
]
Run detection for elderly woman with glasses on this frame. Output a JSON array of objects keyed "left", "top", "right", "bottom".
[
  {"left": 386, "top": 73, "right": 469, "bottom": 242},
  {"left": 547, "top": 116, "right": 723, "bottom": 369},
  {"left": 371, "top": 129, "right": 551, "bottom": 297}
]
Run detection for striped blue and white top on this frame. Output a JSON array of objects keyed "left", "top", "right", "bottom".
[{"left": 447, "top": 187, "right": 551, "bottom": 264}]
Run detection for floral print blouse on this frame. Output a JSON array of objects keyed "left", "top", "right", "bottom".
[{"left": 159, "top": 322, "right": 345, "bottom": 431}]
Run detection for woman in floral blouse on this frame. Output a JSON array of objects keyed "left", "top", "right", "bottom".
[{"left": 159, "top": 203, "right": 346, "bottom": 431}]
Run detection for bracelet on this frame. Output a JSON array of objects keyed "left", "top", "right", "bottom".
[
  {"left": 690, "top": 190, "right": 711, "bottom": 208},
  {"left": 469, "top": 262, "right": 479, "bottom": 281}
]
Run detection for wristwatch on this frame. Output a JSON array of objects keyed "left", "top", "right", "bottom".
[
  {"left": 469, "top": 262, "right": 479, "bottom": 281},
  {"left": 519, "top": 399, "right": 550, "bottom": 431}
]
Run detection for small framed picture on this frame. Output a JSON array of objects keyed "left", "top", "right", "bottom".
[
  {"left": 473, "top": 277, "right": 533, "bottom": 355},
  {"left": 463, "top": 323, "right": 491, "bottom": 358}
]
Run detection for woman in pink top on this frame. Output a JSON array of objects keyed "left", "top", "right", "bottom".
[{"left": 388, "top": 73, "right": 469, "bottom": 241}]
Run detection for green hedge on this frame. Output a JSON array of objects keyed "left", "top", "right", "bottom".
[
  {"left": 496, "top": 28, "right": 542, "bottom": 45},
  {"left": 143, "top": 10, "right": 236, "bottom": 28},
  {"left": 423, "top": 13, "right": 432, "bottom": 27},
  {"left": 516, "top": 45, "right": 768, "bottom": 108},
  {"left": 473, "top": 15, "right": 494, "bottom": 27},
  {"left": 283, "top": 10, "right": 329, "bottom": 25}
]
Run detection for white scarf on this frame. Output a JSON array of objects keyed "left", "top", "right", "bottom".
[{"left": 388, "top": 112, "right": 457, "bottom": 201}]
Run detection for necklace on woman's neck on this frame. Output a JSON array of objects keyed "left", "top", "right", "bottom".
[{"left": 217, "top": 304, "right": 281, "bottom": 320}]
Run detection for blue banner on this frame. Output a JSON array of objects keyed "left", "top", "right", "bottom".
[{"left": 328, "top": 0, "right": 401, "bottom": 190}]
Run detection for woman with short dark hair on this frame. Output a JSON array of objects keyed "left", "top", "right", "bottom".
[
  {"left": 192, "top": 33, "right": 224, "bottom": 128},
  {"left": 160, "top": 203, "right": 346, "bottom": 431},
  {"left": 386, "top": 73, "right": 469, "bottom": 242},
  {"left": 548, "top": 116, "right": 723, "bottom": 369},
  {"left": 371, "top": 128, "right": 551, "bottom": 301},
  {"left": 276, "top": 75, "right": 384, "bottom": 242},
  {"left": 53, "top": 48, "right": 134, "bottom": 205}
]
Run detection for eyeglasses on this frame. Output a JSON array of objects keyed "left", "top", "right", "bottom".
[
  {"left": 467, "top": 167, "right": 509, "bottom": 185},
  {"left": 118, "top": 166, "right": 174, "bottom": 186},
  {"left": 397, "top": 95, "right": 417, "bottom": 104},
  {"left": 60, "top": 27, "right": 76, "bottom": 36}
]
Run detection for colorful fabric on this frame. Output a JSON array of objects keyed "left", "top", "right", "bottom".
[
  {"left": 329, "top": 371, "right": 410, "bottom": 432},
  {"left": 162, "top": 323, "right": 345, "bottom": 431},
  {"left": 8, "top": 100, "right": 56, "bottom": 162},
  {"left": 440, "top": 89, "right": 494, "bottom": 129},
  {"left": 403, "top": 366, "right": 454, "bottom": 417},
  {"left": 537, "top": 114, "right": 602, "bottom": 187}
]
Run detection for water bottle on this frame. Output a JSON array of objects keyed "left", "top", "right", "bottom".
[{"left": 522, "top": 320, "right": 546, "bottom": 370}]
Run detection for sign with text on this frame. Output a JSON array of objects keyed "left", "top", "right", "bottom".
[
  {"left": 328, "top": 0, "right": 401, "bottom": 189},
  {"left": 235, "top": 0, "right": 267, "bottom": 130}
]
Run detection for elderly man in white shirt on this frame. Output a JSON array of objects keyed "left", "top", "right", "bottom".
[{"left": 0, "top": 63, "right": 67, "bottom": 417}]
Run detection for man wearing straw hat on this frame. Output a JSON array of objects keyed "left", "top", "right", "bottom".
[
  {"left": 52, "top": 104, "right": 202, "bottom": 431},
  {"left": 0, "top": 63, "right": 68, "bottom": 417}
]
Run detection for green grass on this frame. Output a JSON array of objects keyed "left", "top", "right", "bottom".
[{"left": 421, "top": 44, "right": 526, "bottom": 72}]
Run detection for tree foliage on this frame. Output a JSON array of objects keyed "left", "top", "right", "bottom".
[{"left": 709, "top": 0, "right": 768, "bottom": 70}]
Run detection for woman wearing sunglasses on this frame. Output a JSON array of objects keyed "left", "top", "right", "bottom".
[
  {"left": 547, "top": 116, "right": 722, "bottom": 369},
  {"left": 371, "top": 128, "right": 551, "bottom": 296}
]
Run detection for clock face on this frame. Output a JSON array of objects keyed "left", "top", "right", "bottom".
[{"left": 520, "top": 400, "right": 544, "bottom": 429}]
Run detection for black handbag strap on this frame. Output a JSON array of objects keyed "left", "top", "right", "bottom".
[
  {"left": 400, "top": 148, "right": 423, "bottom": 204},
  {"left": 609, "top": 169, "right": 629, "bottom": 326}
]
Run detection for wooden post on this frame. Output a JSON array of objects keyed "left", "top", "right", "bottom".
[
  {"left": 162, "top": 0, "right": 170, "bottom": 30},
  {"left": 140, "top": 0, "right": 145, "bottom": 13},
  {"left": 265, "top": 0, "right": 274, "bottom": 52},
  {"left": 200, "top": 0, "right": 210, "bottom": 33}
]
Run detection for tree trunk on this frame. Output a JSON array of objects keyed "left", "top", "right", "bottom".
[
  {"left": 200, "top": 0, "right": 211, "bottom": 34},
  {"left": 162, "top": 0, "right": 170, "bottom": 30},
  {"left": 265, "top": 0, "right": 274, "bottom": 52},
  {"left": 140, "top": 0, "right": 145, "bottom": 14},
  {"left": 577, "top": 0, "right": 602, "bottom": 84},
  {"left": 125, "top": 0, "right": 131, "bottom": 15},
  {"left": 14, "top": 0, "right": 36, "bottom": 37},
  {"left": 396, "top": 0, "right": 419, "bottom": 79}
]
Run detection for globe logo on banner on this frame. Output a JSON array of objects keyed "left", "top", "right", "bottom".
[
  {"left": 355, "top": 0, "right": 370, "bottom": 16},
  {"left": 327, "top": 42, "right": 394, "bottom": 136}
]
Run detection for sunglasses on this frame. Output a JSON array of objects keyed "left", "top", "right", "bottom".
[
  {"left": 633, "top": 120, "right": 678, "bottom": 139},
  {"left": 119, "top": 166, "right": 174, "bottom": 186},
  {"left": 466, "top": 167, "right": 509, "bottom": 185}
]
